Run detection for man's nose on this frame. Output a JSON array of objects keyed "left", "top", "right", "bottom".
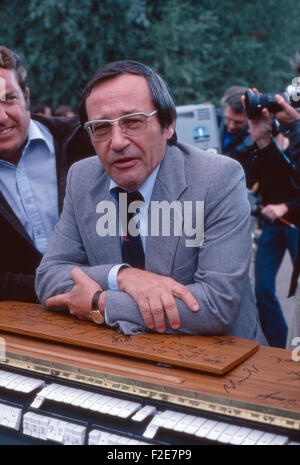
[
  {"left": 110, "top": 123, "right": 130, "bottom": 151},
  {"left": 0, "top": 103, "right": 8, "bottom": 124}
]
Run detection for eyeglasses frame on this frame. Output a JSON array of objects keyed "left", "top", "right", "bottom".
[{"left": 84, "top": 110, "right": 158, "bottom": 141}]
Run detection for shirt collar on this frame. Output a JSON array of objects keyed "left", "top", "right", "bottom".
[{"left": 25, "top": 119, "right": 53, "bottom": 152}]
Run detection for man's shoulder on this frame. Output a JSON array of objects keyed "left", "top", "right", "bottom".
[
  {"left": 70, "top": 155, "right": 102, "bottom": 173},
  {"left": 176, "top": 141, "right": 243, "bottom": 172}
]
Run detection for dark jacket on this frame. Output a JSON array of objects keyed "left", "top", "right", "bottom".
[
  {"left": 245, "top": 137, "right": 300, "bottom": 226},
  {"left": 0, "top": 114, "right": 94, "bottom": 302},
  {"left": 281, "top": 119, "right": 300, "bottom": 295},
  {"left": 219, "top": 115, "right": 254, "bottom": 176}
]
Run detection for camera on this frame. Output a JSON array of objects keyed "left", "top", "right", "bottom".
[{"left": 244, "top": 80, "right": 300, "bottom": 119}]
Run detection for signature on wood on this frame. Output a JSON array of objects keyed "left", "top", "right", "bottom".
[{"left": 223, "top": 364, "right": 260, "bottom": 394}]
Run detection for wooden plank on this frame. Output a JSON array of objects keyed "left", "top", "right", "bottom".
[
  {"left": 1, "top": 331, "right": 299, "bottom": 426},
  {"left": 0, "top": 301, "right": 259, "bottom": 374}
]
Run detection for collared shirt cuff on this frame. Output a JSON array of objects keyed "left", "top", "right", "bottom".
[{"left": 107, "top": 264, "right": 130, "bottom": 291}]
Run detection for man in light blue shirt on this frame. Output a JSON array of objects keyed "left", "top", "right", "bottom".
[{"left": 0, "top": 45, "right": 93, "bottom": 302}]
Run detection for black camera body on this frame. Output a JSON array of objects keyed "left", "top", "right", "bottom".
[{"left": 245, "top": 83, "right": 300, "bottom": 119}]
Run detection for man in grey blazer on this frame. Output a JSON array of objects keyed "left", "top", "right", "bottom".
[{"left": 35, "top": 60, "right": 267, "bottom": 344}]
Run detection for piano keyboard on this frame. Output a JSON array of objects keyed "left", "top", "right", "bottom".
[{"left": 0, "top": 366, "right": 299, "bottom": 445}]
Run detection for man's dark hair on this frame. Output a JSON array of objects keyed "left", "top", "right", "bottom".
[
  {"left": 0, "top": 45, "right": 28, "bottom": 95},
  {"left": 79, "top": 60, "right": 177, "bottom": 146},
  {"left": 221, "top": 85, "right": 248, "bottom": 114}
]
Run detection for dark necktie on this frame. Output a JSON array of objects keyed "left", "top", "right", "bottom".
[{"left": 114, "top": 188, "right": 145, "bottom": 269}]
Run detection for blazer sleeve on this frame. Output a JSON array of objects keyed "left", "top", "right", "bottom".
[{"left": 35, "top": 165, "right": 115, "bottom": 305}]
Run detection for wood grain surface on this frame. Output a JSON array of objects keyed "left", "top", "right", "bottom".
[
  {"left": 0, "top": 301, "right": 259, "bottom": 374},
  {"left": 1, "top": 330, "right": 300, "bottom": 420}
]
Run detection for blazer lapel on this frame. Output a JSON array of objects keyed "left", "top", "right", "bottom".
[
  {"left": 86, "top": 167, "right": 123, "bottom": 265},
  {"left": 146, "top": 145, "right": 187, "bottom": 275}
]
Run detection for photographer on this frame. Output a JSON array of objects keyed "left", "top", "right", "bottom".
[
  {"left": 270, "top": 94, "right": 300, "bottom": 349},
  {"left": 243, "top": 90, "right": 300, "bottom": 348}
]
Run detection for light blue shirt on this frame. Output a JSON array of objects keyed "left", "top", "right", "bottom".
[
  {"left": 0, "top": 119, "right": 59, "bottom": 254},
  {"left": 108, "top": 164, "right": 160, "bottom": 290}
]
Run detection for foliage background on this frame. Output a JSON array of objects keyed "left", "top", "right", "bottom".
[{"left": 0, "top": 0, "right": 299, "bottom": 111}]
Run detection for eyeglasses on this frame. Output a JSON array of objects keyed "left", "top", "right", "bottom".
[{"left": 84, "top": 110, "right": 158, "bottom": 141}]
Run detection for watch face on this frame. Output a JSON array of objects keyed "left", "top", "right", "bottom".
[{"left": 91, "top": 309, "right": 104, "bottom": 325}]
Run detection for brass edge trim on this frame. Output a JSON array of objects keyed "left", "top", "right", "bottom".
[{"left": 2, "top": 352, "right": 300, "bottom": 432}]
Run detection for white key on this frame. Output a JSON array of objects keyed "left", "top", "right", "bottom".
[
  {"left": 45, "top": 384, "right": 63, "bottom": 401},
  {"left": 256, "top": 432, "right": 277, "bottom": 445},
  {"left": 92, "top": 395, "right": 108, "bottom": 412},
  {"left": 154, "top": 410, "right": 175, "bottom": 427},
  {"left": 107, "top": 399, "right": 126, "bottom": 417},
  {"left": 86, "top": 394, "right": 102, "bottom": 410},
  {"left": 2, "top": 373, "right": 20, "bottom": 388},
  {"left": 168, "top": 412, "right": 187, "bottom": 430},
  {"left": 46, "top": 418, "right": 60, "bottom": 441},
  {"left": 288, "top": 441, "right": 300, "bottom": 445},
  {"left": 122, "top": 401, "right": 142, "bottom": 418},
  {"left": 206, "top": 422, "right": 230, "bottom": 441},
  {"left": 117, "top": 436, "right": 130, "bottom": 445},
  {"left": 80, "top": 393, "right": 99, "bottom": 409},
  {"left": 218, "top": 424, "right": 241, "bottom": 444},
  {"left": 6, "top": 377, "right": 24, "bottom": 390},
  {"left": 23, "top": 412, "right": 34, "bottom": 436},
  {"left": 30, "top": 413, "right": 40, "bottom": 438},
  {"left": 89, "top": 429, "right": 101, "bottom": 445},
  {"left": 71, "top": 389, "right": 92, "bottom": 406},
  {"left": 20, "top": 378, "right": 45, "bottom": 393},
  {"left": 127, "top": 438, "right": 142, "bottom": 445},
  {"left": 269, "top": 434, "right": 289, "bottom": 445},
  {"left": 242, "top": 429, "right": 264, "bottom": 445},
  {"left": 0, "top": 405, "right": 10, "bottom": 427},
  {"left": 63, "top": 422, "right": 75, "bottom": 445},
  {"left": 113, "top": 400, "right": 131, "bottom": 418},
  {"left": 229, "top": 427, "right": 253, "bottom": 445},
  {"left": 39, "top": 415, "right": 50, "bottom": 440},
  {"left": 61, "top": 387, "right": 79, "bottom": 404},
  {"left": 98, "top": 431, "right": 113, "bottom": 445},
  {"left": 101, "top": 396, "right": 120, "bottom": 414},
  {"left": 9, "top": 406, "right": 22, "bottom": 431},
  {"left": 30, "top": 395, "right": 45, "bottom": 409},
  {"left": 173, "top": 414, "right": 197, "bottom": 432},
  {"left": 73, "top": 425, "right": 86, "bottom": 445},
  {"left": 143, "top": 419, "right": 160, "bottom": 439},
  {"left": 55, "top": 386, "right": 73, "bottom": 403},
  {"left": 195, "top": 419, "right": 218, "bottom": 438},
  {"left": 131, "top": 405, "right": 157, "bottom": 422},
  {"left": 185, "top": 416, "right": 208, "bottom": 435}
]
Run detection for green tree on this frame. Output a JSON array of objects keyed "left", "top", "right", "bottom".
[{"left": 0, "top": 0, "right": 299, "bottom": 111}]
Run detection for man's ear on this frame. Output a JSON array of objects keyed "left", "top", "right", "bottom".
[{"left": 166, "top": 121, "right": 176, "bottom": 140}]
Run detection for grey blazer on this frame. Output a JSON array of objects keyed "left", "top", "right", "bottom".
[{"left": 35, "top": 143, "right": 267, "bottom": 344}]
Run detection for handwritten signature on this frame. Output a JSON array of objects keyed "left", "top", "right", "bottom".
[
  {"left": 224, "top": 364, "right": 259, "bottom": 394},
  {"left": 256, "top": 391, "right": 300, "bottom": 409}
]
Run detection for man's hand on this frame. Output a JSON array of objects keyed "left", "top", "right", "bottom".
[
  {"left": 46, "top": 267, "right": 104, "bottom": 320},
  {"left": 242, "top": 89, "right": 272, "bottom": 149},
  {"left": 117, "top": 267, "right": 200, "bottom": 333},
  {"left": 260, "top": 203, "right": 288, "bottom": 220},
  {"left": 273, "top": 94, "right": 300, "bottom": 126}
]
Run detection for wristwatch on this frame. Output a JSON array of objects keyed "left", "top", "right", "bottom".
[{"left": 89, "top": 290, "right": 104, "bottom": 325}]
